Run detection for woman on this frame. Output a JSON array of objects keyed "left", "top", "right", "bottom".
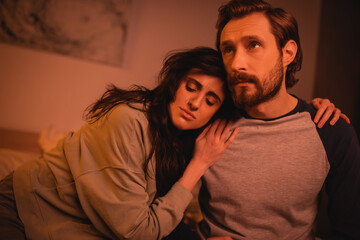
[{"left": 0, "top": 47, "right": 346, "bottom": 240}]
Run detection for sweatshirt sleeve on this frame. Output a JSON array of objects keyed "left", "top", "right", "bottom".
[
  {"left": 66, "top": 105, "right": 193, "bottom": 239},
  {"left": 318, "top": 119, "right": 360, "bottom": 239}
]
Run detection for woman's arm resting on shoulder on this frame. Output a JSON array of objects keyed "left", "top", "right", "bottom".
[
  {"left": 178, "top": 119, "right": 239, "bottom": 192},
  {"left": 311, "top": 98, "right": 351, "bottom": 128}
]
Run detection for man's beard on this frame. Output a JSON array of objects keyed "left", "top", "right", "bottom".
[{"left": 228, "top": 57, "right": 284, "bottom": 109}]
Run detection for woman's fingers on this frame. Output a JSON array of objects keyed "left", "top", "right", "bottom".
[
  {"left": 207, "top": 119, "right": 221, "bottom": 136},
  {"left": 215, "top": 119, "right": 227, "bottom": 136},
  {"left": 225, "top": 127, "right": 239, "bottom": 147},
  {"left": 198, "top": 119, "right": 238, "bottom": 145},
  {"left": 217, "top": 120, "right": 233, "bottom": 141},
  {"left": 214, "top": 120, "right": 239, "bottom": 149},
  {"left": 327, "top": 108, "right": 341, "bottom": 126},
  {"left": 197, "top": 119, "right": 227, "bottom": 142},
  {"left": 339, "top": 113, "right": 351, "bottom": 124},
  {"left": 193, "top": 120, "right": 239, "bottom": 170},
  {"left": 314, "top": 101, "right": 335, "bottom": 126},
  {"left": 312, "top": 98, "right": 329, "bottom": 124},
  {"left": 198, "top": 123, "right": 212, "bottom": 139},
  {"left": 318, "top": 107, "right": 351, "bottom": 128},
  {"left": 316, "top": 104, "right": 335, "bottom": 128},
  {"left": 311, "top": 97, "right": 351, "bottom": 127}
]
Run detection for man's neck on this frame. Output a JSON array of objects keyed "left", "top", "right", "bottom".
[{"left": 244, "top": 91, "right": 298, "bottom": 119}]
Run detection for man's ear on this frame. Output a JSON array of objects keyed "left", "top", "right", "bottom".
[{"left": 282, "top": 40, "right": 297, "bottom": 67}]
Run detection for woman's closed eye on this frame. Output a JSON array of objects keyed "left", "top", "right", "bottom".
[
  {"left": 206, "top": 94, "right": 219, "bottom": 106},
  {"left": 186, "top": 84, "right": 196, "bottom": 92},
  {"left": 185, "top": 80, "right": 200, "bottom": 92},
  {"left": 206, "top": 98, "right": 216, "bottom": 106}
]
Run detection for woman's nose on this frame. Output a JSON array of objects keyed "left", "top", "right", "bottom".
[{"left": 188, "top": 96, "right": 202, "bottom": 110}]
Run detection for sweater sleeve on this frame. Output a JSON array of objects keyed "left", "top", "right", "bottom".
[
  {"left": 66, "top": 105, "right": 193, "bottom": 239},
  {"left": 318, "top": 119, "right": 360, "bottom": 239}
]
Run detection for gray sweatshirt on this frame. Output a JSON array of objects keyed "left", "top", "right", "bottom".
[
  {"left": 198, "top": 98, "right": 360, "bottom": 239},
  {"left": 13, "top": 104, "right": 193, "bottom": 239}
]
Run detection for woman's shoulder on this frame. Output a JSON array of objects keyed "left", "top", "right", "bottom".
[
  {"left": 76, "top": 103, "right": 152, "bottom": 172},
  {"left": 106, "top": 103, "right": 148, "bottom": 126},
  {"left": 82, "top": 103, "right": 149, "bottom": 135}
]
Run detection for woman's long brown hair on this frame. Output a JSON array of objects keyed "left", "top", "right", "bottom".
[{"left": 85, "top": 47, "right": 231, "bottom": 196}]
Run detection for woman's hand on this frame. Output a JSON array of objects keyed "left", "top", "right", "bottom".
[
  {"left": 178, "top": 120, "right": 239, "bottom": 192},
  {"left": 193, "top": 119, "right": 238, "bottom": 169},
  {"left": 311, "top": 98, "right": 351, "bottom": 128}
]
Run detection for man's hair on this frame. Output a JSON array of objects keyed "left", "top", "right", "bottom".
[{"left": 216, "top": 0, "right": 303, "bottom": 88}]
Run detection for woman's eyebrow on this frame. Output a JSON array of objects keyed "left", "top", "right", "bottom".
[{"left": 187, "top": 77, "right": 202, "bottom": 89}]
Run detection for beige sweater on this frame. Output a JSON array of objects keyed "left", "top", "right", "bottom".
[{"left": 13, "top": 104, "right": 193, "bottom": 240}]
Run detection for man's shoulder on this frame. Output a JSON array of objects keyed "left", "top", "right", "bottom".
[
  {"left": 293, "top": 97, "right": 351, "bottom": 131},
  {"left": 317, "top": 117, "right": 359, "bottom": 152},
  {"left": 313, "top": 115, "right": 359, "bottom": 168},
  {"left": 288, "top": 97, "right": 358, "bottom": 154},
  {"left": 292, "top": 97, "right": 317, "bottom": 117}
]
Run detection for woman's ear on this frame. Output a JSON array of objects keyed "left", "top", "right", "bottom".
[{"left": 282, "top": 40, "right": 297, "bottom": 67}]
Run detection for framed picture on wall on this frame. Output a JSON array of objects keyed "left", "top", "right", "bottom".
[{"left": 0, "top": 0, "right": 131, "bottom": 66}]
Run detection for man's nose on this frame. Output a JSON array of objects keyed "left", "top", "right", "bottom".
[{"left": 231, "top": 50, "right": 247, "bottom": 72}]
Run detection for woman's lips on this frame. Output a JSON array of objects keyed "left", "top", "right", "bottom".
[{"left": 179, "top": 107, "right": 196, "bottom": 120}]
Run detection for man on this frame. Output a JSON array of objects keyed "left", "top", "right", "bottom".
[{"left": 197, "top": 0, "right": 360, "bottom": 239}]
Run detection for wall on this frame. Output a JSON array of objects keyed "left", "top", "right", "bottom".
[
  {"left": 314, "top": 0, "right": 360, "bottom": 137},
  {"left": 0, "top": 0, "right": 322, "bottom": 133},
  {"left": 269, "top": 0, "right": 322, "bottom": 100}
]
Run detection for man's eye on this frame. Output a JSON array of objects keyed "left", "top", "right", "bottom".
[
  {"left": 248, "top": 41, "right": 261, "bottom": 49},
  {"left": 222, "top": 47, "right": 233, "bottom": 55}
]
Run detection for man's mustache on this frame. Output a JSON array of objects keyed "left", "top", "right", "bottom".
[{"left": 229, "top": 73, "right": 259, "bottom": 86}]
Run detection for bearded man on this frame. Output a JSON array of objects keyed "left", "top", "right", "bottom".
[{"left": 196, "top": 1, "right": 360, "bottom": 239}]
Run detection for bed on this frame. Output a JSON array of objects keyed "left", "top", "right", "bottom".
[{"left": 0, "top": 128, "right": 42, "bottom": 180}]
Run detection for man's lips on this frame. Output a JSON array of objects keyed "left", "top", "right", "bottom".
[
  {"left": 230, "top": 78, "right": 256, "bottom": 86},
  {"left": 230, "top": 79, "right": 254, "bottom": 87},
  {"left": 179, "top": 107, "right": 196, "bottom": 120},
  {"left": 230, "top": 73, "right": 257, "bottom": 86}
]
